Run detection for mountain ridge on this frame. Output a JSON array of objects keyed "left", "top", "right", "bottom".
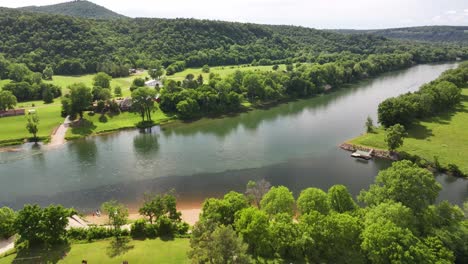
[{"left": 17, "top": 0, "right": 127, "bottom": 20}]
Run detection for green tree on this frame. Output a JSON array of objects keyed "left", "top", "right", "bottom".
[
  {"left": 26, "top": 113, "right": 39, "bottom": 142},
  {"left": 42, "top": 65, "right": 54, "bottom": 80},
  {"left": 0, "top": 90, "right": 17, "bottom": 111},
  {"left": 176, "top": 98, "right": 200, "bottom": 120},
  {"left": 131, "top": 87, "right": 156, "bottom": 122},
  {"left": 245, "top": 179, "right": 271, "bottom": 208},
  {"left": 201, "top": 191, "right": 249, "bottom": 226},
  {"left": 234, "top": 207, "right": 271, "bottom": 257},
  {"left": 102, "top": 200, "right": 128, "bottom": 233},
  {"left": 385, "top": 123, "right": 407, "bottom": 151},
  {"left": 202, "top": 64, "right": 210, "bottom": 73},
  {"left": 272, "top": 65, "right": 279, "bottom": 71},
  {"left": 15, "top": 205, "right": 69, "bottom": 247},
  {"left": 297, "top": 187, "right": 330, "bottom": 215},
  {"left": 189, "top": 224, "right": 250, "bottom": 264},
  {"left": 327, "top": 185, "right": 357, "bottom": 213},
  {"left": 139, "top": 193, "right": 165, "bottom": 224},
  {"left": 0, "top": 207, "right": 16, "bottom": 239},
  {"left": 149, "top": 61, "right": 165, "bottom": 80},
  {"left": 68, "top": 83, "right": 93, "bottom": 119},
  {"left": 260, "top": 186, "right": 295, "bottom": 216},
  {"left": 8, "top": 63, "right": 32, "bottom": 82},
  {"left": 359, "top": 160, "right": 441, "bottom": 212},
  {"left": 269, "top": 213, "right": 301, "bottom": 260},
  {"left": 365, "top": 116, "right": 374, "bottom": 133},
  {"left": 114, "top": 86, "right": 122, "bottom": 96},
  {"left": 93, "top": 72, "right": 112, "bottom": 88}
]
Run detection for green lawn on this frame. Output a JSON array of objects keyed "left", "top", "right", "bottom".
[
  {"left": 0, "top": 101, "right": 63, "bottom": 145},
  {"left": 66, "top": 108, "right": 173, "bottom": 139},
  {"left": 350, "top": 88, "right": 468, "bottom": 174},
  {"left": 0, "top": 238, "right": 190, "bottom": 264},
  {"left": 168, "top": 64, "right": 287, "bottom": 82},
  {"left": 0, "top": 64, "right": 284, "bottom": 144}
]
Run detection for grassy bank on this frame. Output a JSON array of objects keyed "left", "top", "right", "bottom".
[
  {"left": 349, "top": 88, "right": 468, "bottom": 174},
  {"left": 0, "top": 238, "right": 189, "bottom": 264},
  {"left": 0, "top": 64, "right": 287, "bottom": 145}
]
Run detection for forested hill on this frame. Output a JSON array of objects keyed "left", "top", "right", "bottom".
[
  {"left": 17, "top": 0, "right": 127, "bottom": 19},
  {"left": 0, "top": 7, "right": 466, "bottom": 76},
  {"left": 334, "top": 26, "right": 468, "bottom": 43}
]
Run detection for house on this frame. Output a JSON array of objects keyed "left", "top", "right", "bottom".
[
  {"left": 145, "top": 79, "right": 163, "bottom": 88},
  {"left": 119, "top": 97, "right": 133, "bottom": 111},
  {"left": 0, "top": 109, "right": 25, "bottom": 118}
]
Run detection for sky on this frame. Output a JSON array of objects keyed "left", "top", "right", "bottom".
[{"left": 1, "top": 0, "right": 468, "bottom": 29}]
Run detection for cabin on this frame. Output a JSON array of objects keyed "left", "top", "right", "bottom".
[
  {"left": 351, "top": 149, "right": 374, "bottom": 160},
  {"left": 145, "top": 79, "right": 163, "bottom": 88},
  {"left": 118, "top": 97, "right": 133, "bottom": 111},
  {"left": 0, "top": 109, "right": 25, "bottom": 118}
]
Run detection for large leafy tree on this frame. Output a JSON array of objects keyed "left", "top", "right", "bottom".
[
  {"left": 297, "top": 187, "right": 330, "bottom": 215},
  {"left": 26, "top": 113, "right": 40, "bottom": 142},
  {"left": 201, "top": 191, "right": 249, "bottom": 226},
  {"left": 68, "top": 83, "right": 93, "bottom": 119},
  {"left": 359, "top": 160, "right": 441, "bottom": 213},
  {"left": 102, "top": 200, "right": 128, "bottom": 232},
  {"left": 260, "top": 186, "right": 295, "bottom": 216},
  {"left": 0, "top": 207, "right": 16, "bottom": 239},
  {"left": 384, "top": 123, "right": 407, "bottom": 151},
  {"left": 131, "top": 87, "right": 156, "bottom": 122},
  {"left": 245, "top": 179, "right": 271, "bottom": 208},
  {"left": 0, "top": 90, "right": 17, "bottom": 111},
  {"left": 139, "top": 192, "right": 181, "bottom": 224},
  {"left": 327, "top": 185, "right": 357, "bottom": 213},
  {"left": 93, "top": 72, "right": 112, "bottom": 88},
  {"left": 15, "top": 205, "right": 69, "bottom": 247},
  {"left": 234, "top": 207, "right": 271, "bottom": 257},
  {"left": 8, "top": 63, "right": 32, "bottom": 82},
  {"left": 189, "top": 224, "right": 250, "bottom": 264}
]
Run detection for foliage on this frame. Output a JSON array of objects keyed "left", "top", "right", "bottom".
[
  {"left": 327, "top": 185, "right": 357, "bottom": 213},
  {"left": 0, "top": 90, "right": 17, "bottom": 111},
  {"left": 234, "top": 207, "right": 271, "bottom": 257},
  {"left": 297, "top": 187, "right": 330, "bottom": 215},
  {"left": 2, "top": 82, "right": 61, "bottom": 102},
  {"left": 26, "top": 113, "right": 40, "bottom": 142},
  {"left": 42, "top": 65, "right": 54, "bottom": 80},
  {"left": 260, "top": 186, "right": 295, "bottom": 216},
  {"left": 14, "top": 204, "right": 69, "bottom": 247},
  {"left": 131, "top": 87, "right": 156, "bottom": 122},
  {"left": 63, "top": 83, "right": 93, "bottom": 119},
  {"left": 101, "top": 200, "right": 129, "bottom": 233},
  {"left": 365, "top": 116, "right": 374, "bottom": 133},
  {"left": 359, "top": 160, "right": 441, "bottom": 212},
  {"left": 245, "top": 179, "right": 271, "bottom": 208},
  {"left": 139, "top": 192, "right": 181, "bottom": 224},
  {"left": 0, "top": 207, "right": 16, "bottom": 239},
  {"left": 200, "top": 191, "right": 249, "bottom": 226},
  {"left": 384, "top": 123, "right": 407, "bottom": 151},
  {"left": 93, "top": 72, "right": 112, "bottom": 88}
]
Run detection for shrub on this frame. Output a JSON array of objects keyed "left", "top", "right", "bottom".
[
  {"left": 157, "top": 216, "right": 174, "bottom": 237},
  {"left": 67, "top": 228, "right": 88, "bottom": 241},
  {"left": 130, "top": 219, "right": 147, "bottom": 239}
]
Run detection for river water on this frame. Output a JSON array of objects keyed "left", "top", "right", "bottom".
[{"left": 0, "top": 63, "right": 466, "bottom": 211}]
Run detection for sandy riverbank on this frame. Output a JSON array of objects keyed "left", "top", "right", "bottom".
[{"left": 84, "top": 204, "right": 202, "bottom": 226}]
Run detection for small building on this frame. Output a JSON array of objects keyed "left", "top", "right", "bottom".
[
  {"left": 0, "top": 109, "right": 25, "bottom": 118},
  {"left": 119, "top": 97, "right": 133, "bottom": 111},
  {"left": 145, "top": 79, "right": 163, "bottom": 88}
]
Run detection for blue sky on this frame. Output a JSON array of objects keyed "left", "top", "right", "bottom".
[{"left": 1, "top": 0, "right": 468, "bottom": 29}]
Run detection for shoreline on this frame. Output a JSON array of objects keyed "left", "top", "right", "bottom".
[
  {"left": 84, "top": 202, "right": 203, "bottom": 226},
  {"left": 339, "top": 142, "right": 397, "bottom": 160}
]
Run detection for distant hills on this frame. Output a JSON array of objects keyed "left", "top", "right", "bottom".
[
  {"left": 18, "top": 0, "right": 126, "bottom": 19},
  {"left": 333, "top": 26, "right": 468, "bottom": 43}
]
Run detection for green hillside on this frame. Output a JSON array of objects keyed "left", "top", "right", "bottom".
[
  {"left": 334, "top": 26, "right": 468, "bottom": 43},
  {"left": 18, "top": 0, "right": 127, "bottom": 19}
]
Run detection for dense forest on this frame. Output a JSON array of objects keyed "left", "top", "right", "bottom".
[
  {"left": 18, "top": 0, "right": 127, "bottom": 20},
  {"left": 334, "top": 26, "right": 468, "bottom": 43},
  {"left": 0, "top": 7, "right": 467, "bottom": 77}
]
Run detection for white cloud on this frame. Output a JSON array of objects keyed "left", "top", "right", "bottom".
[{"left": 445, "top": 10, "right": 457, "bottom": 15}]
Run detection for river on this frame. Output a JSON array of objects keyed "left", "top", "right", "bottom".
[{"left": 0, "top": 63, "right": 466, "bottom": 212}]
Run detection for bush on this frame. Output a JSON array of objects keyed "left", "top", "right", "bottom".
[
  {"left": 86, "top": 226, "right": 114, "bottom": 241},
  {"left": 157, "top": 216, "right": 175, "bottom": 237},
  {"left": 447, "top": 164, "right": 464, "bottom": 177},
  {"left": 130, "top": 219, "right": 146, "bottom": 239},
  {"left": 67, "top": 228, "right": 88, "bottom": 241},
  {"left": 146, "top": 224, "right": 158, "bottom": 239}
]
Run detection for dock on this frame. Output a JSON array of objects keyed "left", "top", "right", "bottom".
[{"left": 351, "top": 149, "right": 374, "bottom": 160}]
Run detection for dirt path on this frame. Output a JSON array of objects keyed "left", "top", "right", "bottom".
[
  {"left": 0, "top": 236, "right": 15, "bottom": 256},
  {"left": 48, "top": 117, "right": 70, "bottom": 148}
]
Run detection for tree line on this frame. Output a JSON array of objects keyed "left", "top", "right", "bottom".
[
  {"left": 378, "top": 62, "right": 468, "bottom": 127},
  {"left": 189, "top": 160, "right": 468, "bottom": 263},
  {"left": 0, "top": 7, "right": 467, "bottom": 76}
]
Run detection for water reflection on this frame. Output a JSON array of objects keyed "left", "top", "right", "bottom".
[{"left": 133, "top": 128, "right": 160, "bottom": 156}]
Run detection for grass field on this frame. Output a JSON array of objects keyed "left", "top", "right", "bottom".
[
  {"left": 168, "top": 64, "right": 287, "bottom": 82},
  {"left": 0, "top": 64, "right": 284, "bottom": 144},
  {"left": 0, "top": 238, "right": 190, "bottom": 264},
  {"left": 349, "top": 88, "right": 468, "bottom": 174}
]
